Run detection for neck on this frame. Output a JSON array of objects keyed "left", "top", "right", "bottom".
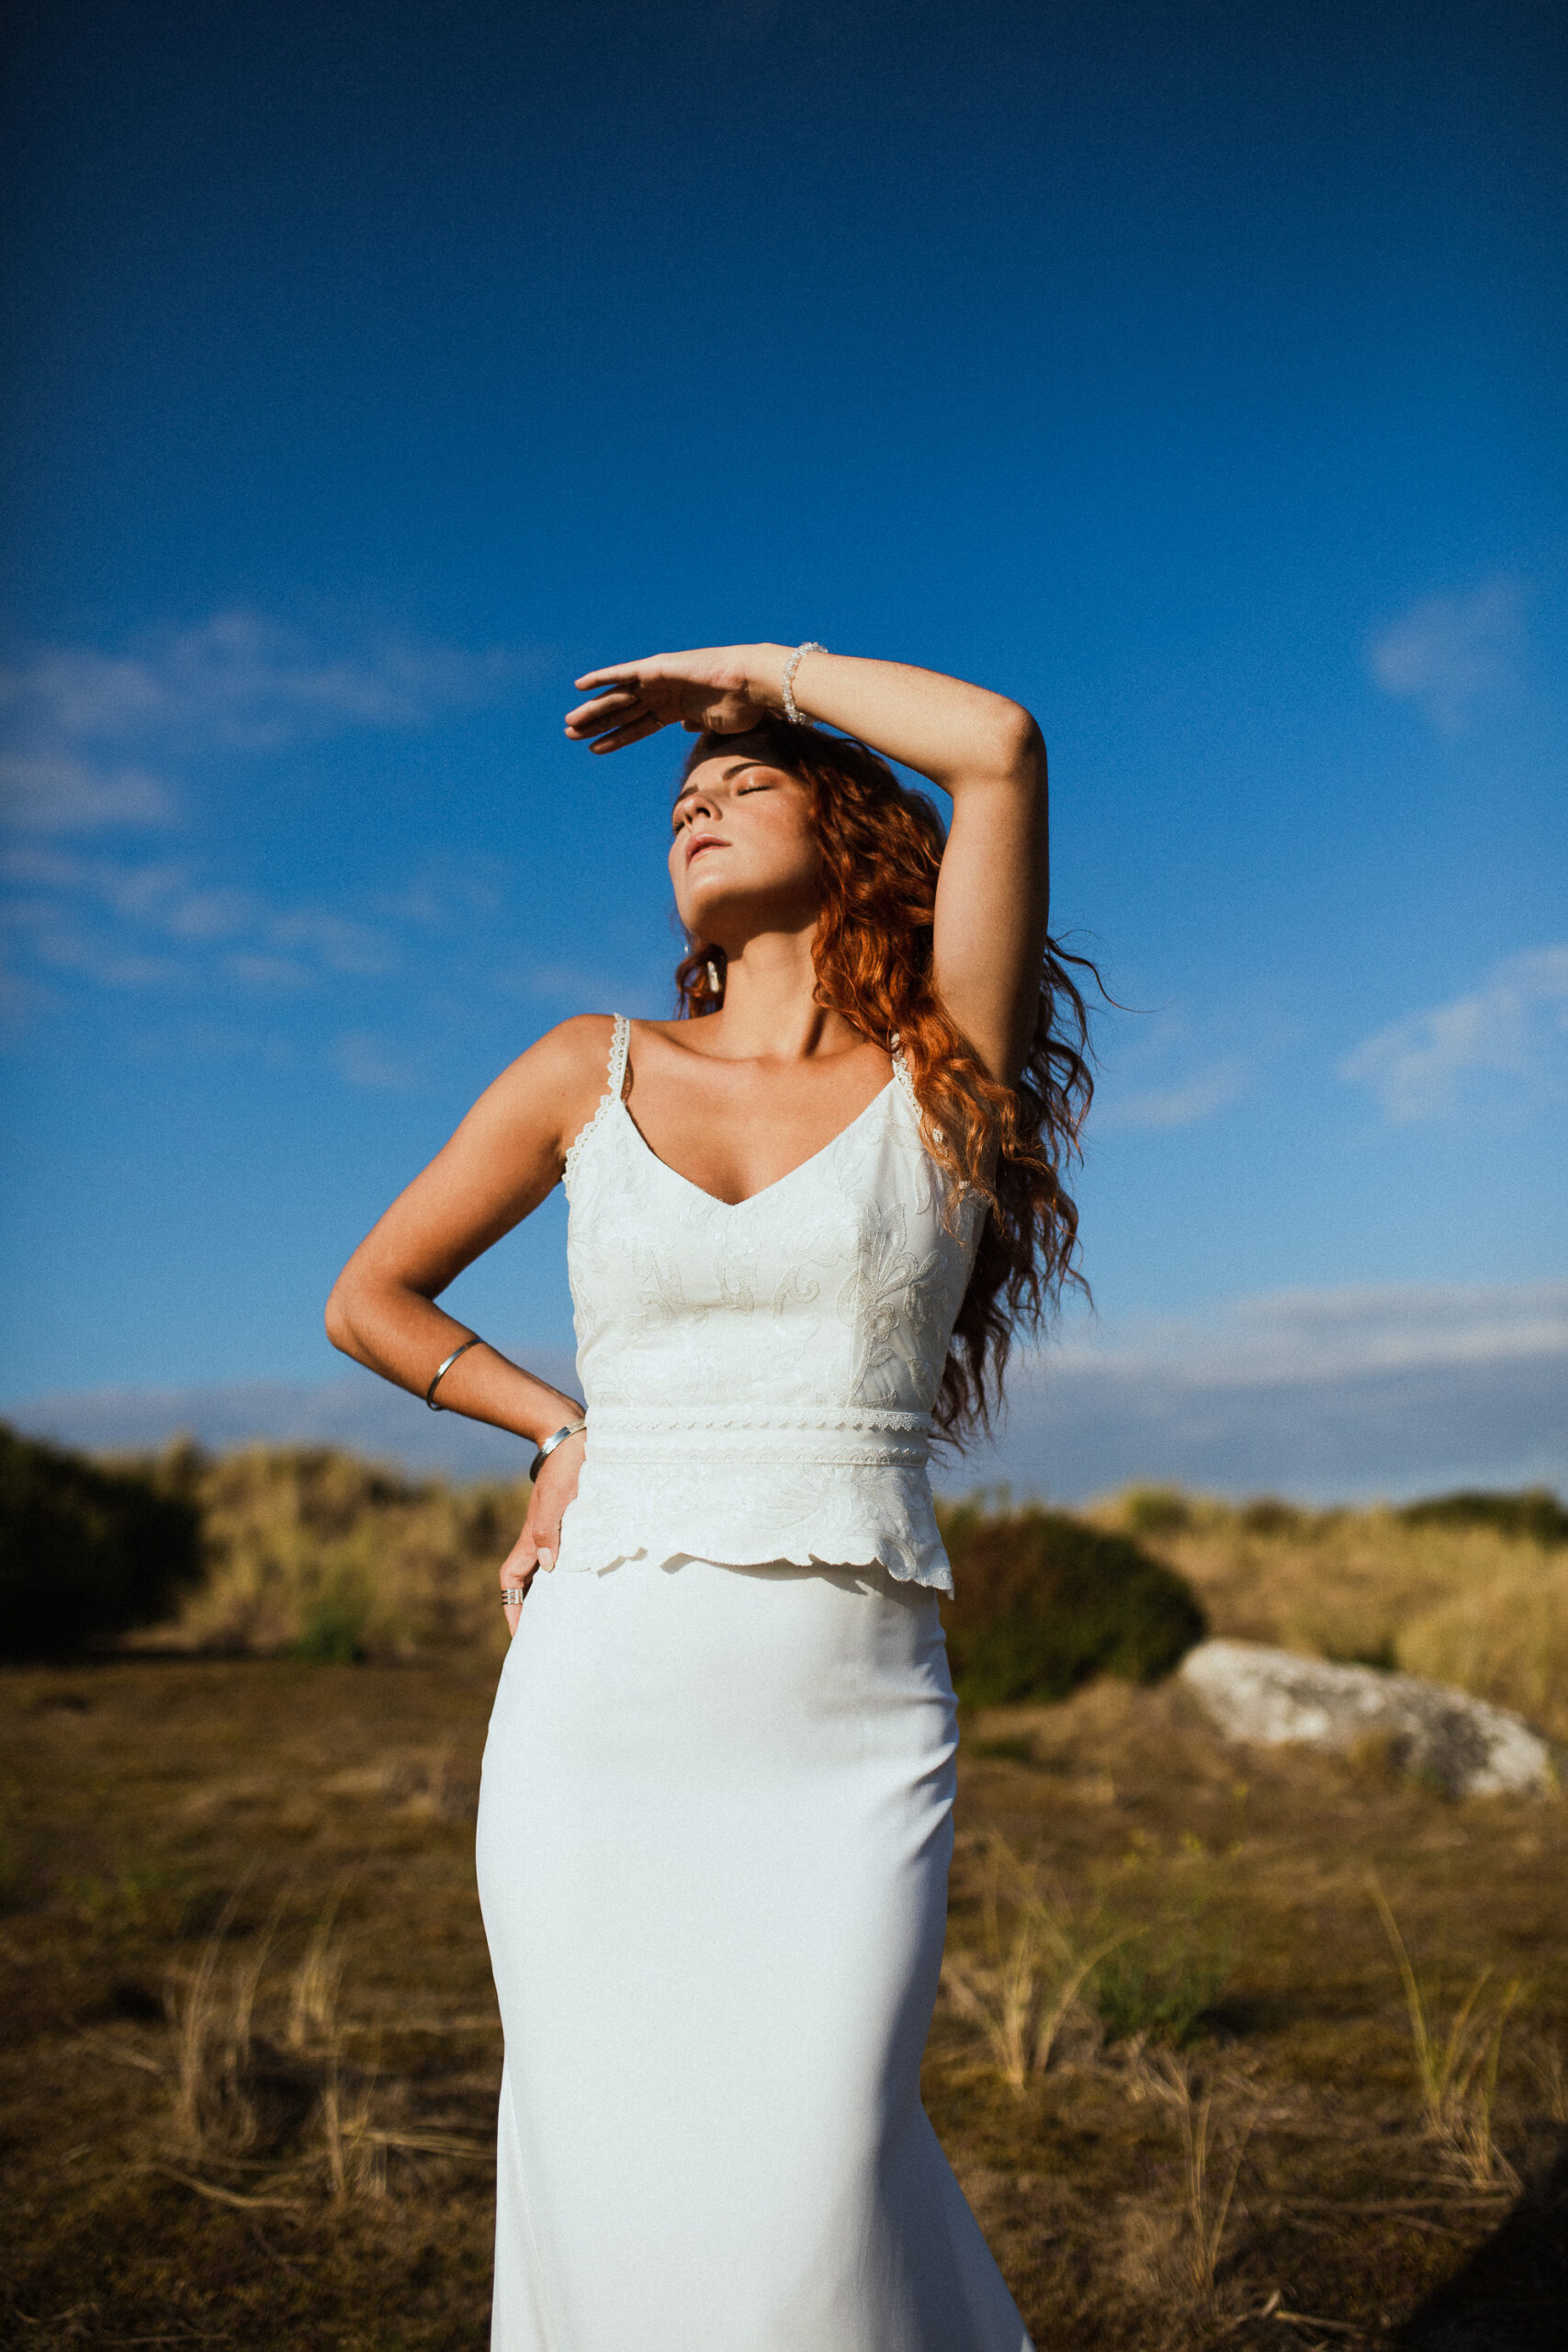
[{"left": 706, "top": 922, "right": 865, "bottom": 1064}]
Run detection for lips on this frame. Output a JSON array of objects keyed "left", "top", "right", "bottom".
[{"left": 685, "top": 835, "right": 726, "bottom": 865}]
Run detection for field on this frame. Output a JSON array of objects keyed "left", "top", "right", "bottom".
[{"left": 3, "top": 1476, "right": 1566, "bottom": 2349}]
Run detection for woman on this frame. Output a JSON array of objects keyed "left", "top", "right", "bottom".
[{"left": 325, "top": 642, "right": 1091, "bottom": 2351}]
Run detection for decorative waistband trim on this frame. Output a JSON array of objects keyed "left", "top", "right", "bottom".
[{"left": 582, "top": 1402, "right": 931, "bottom": 1435}]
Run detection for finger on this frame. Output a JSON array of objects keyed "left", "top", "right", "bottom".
[
  {"left": 563, "top": 687, "right": 642, "bottom": 730},
  {"left": 573, "top": 662, "right": 657, "bottom": 690},
  {"left": 566, "top": 708, "right": 649, "bottom": 741},
  {"left": 587, "top": 714, "right": 666, "bottom": 753},
  {"left": 499, "top": 1555, "right": 534, "bottom": 1637},
  {"left": 499, "top": 1531, "right": 537, "bottom": 1586}
]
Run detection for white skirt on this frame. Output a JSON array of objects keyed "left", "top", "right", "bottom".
[{"left": 476, "top": 1553, "right": 1033, "bottom": 2352}]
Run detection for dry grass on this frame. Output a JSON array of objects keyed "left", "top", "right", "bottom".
[
  {"left": 142, "top": 1882, "right": 489, "bottom": 2213},
  {"left": 1093, "top": 1488, "right": 1568, "bottom": 1741},
  {"left": 129, "top": 1442, "right": 527, "bottom": 1663},
  {"left": 1370, "top": 1875, "right": 1527, "bottom": 2191},
  {"left": 938, "top": 1836, "right": 1127, "bottom": 2091},
  {"left": 120, "top": 1450, "right": 1568, "bottom": 1753},
  {"left": 1145, "top": 2052, "right": 1259, "bottom": 2300},
  {"left": 5, "top": 1477, "right": 1568, "bottom": 2347}
]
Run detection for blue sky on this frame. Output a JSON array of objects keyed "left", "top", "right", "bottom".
[{"left": 3, "top": 0, "right": 1564, "bottom": 1496}]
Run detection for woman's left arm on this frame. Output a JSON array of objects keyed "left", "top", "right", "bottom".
[{"left": 568, "top": 643, "right": 1050, "bottom": 1082}]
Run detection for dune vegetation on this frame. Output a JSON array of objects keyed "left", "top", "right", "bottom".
[
  {"left": 2, "top": 1431, "right": 1565, "bottom": 2346},
  {"left": 1090, "top": 1484, "right": 1568, "bottom": 1744},
  {"left": 10, "top": 1430, "right": 1566, "bottom": 1754}
]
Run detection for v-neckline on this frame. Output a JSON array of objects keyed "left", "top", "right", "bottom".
[{"left": 616, "top": 1078, "right": 897, "bottom": 1213}]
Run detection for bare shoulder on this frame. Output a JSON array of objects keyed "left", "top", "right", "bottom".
[{"left": 464, "top": 1014, "right": 623, "bottom": 1159}]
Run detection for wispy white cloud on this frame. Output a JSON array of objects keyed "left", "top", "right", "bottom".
[
  {"left": 1090, "top": 997, "right": 1267, "bottom": 1134},
  {"left": 268, "top": 908, "right": 394, "bottom": 976},
  {"left": 220, "top": 951, "right": 316, "bottom": 994},
  {"left": 1093, "top": 1057, "right": 1248, "bottom": 1132},
  {"left": 0, "top": 752, "right": 179, "bottom": 833},
  {"left": 13, "top": 1281, "right": 1562, "bottom": 1504},
  {"left": 0, "top": 609, "right": 540, "bottom": 842},
  {"left": 498, "top": 960, "right": 634, "bottom": 1007},
  {"left": 0, "top": 608, "right": 535, "bottom": 755},
  {"left": 1045, "top": 1279, "right": 1568, "bottom": 1386},
  {"left": 329, "top": 1030, "right": 423, "bottom": 1091},
  {"left": 26, "top": 928, "right": 187, "bottom": 990},
  {"left": 1338, "top": 943, "right": 1568, "bottom": 1121},
  {"left": 965, "top": 1279, "right": 1568, "bottom": 1502},
  {"left": 0, "top": 840, "right": 400, "bottom": 1000},
  {"left": 1368, "top": 577, "right": 1522, "bottom": 735}
]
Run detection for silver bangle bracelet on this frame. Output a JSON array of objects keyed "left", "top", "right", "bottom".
[
  {"left": 528, "top": 1419, "right": 587, "bottom": 1482},
  {"left": 781, "top": 641, "right": 825, "bottom": 726},
  {"left": 425, "top": 1336, "right": 483, "bottom": 1410}
]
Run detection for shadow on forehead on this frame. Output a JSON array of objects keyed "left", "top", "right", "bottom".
[{"left": 676, "top": 720, "right": 804, "bottom": 796}]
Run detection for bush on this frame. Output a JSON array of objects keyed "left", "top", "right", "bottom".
[
  {"left": 1090, "top": 1923, "right": 1231, "bottom": 2047},
  {"left": 153, "top": 1443, "right": 528, "bottom": 1660},
  {"left": 294, "top": 1570, "right": 375, "bottom": 1664},
  {"left": 937, "top": 1501, "right": 1207, "bottom": 1708},
  {"left": 0, "top": 1423, "right": 203, "bottom": 1659},
  {"left": 1120, "top": 1486, "right": 1193, "bottom": 1537},
  {"left": 1238, "top": 1496, "right": 1307, "bottom": 1537},
  {"left": 1397, "top": 1487, "right": 1568, "bottom": 1547}
]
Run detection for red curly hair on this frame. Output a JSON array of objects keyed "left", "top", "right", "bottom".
[{"left": 673, "top": 719, "right": 1096, "bottom": 1443}]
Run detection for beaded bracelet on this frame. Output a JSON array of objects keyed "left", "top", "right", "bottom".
[{"left": 781, "top": 641, "right": 826, "bottom": 725}]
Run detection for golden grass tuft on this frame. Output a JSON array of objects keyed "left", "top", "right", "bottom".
[
  {"left": 155, "top": 1886, "right": 487, "bottom": 2210},
  {"left": 1370, "top": 1875, "right": 1526, "bottom": 2190},
  {"left": 132, "top": 1442, "right": 529, "bottom": 1663},
  {"left": 1094, "top": 1488, "right": 1568, "bottom": 1740},
  {"left": 116, "top": 1448, "right": 1568, "bottom": 1755},
  {"left": 1145, "top": 2051, "right": 1259, "bottom": 2300},
  {"left": 8, "top": 1654, "right": 1567, "bottom": 2347},
  {"left": 939, "top": 1834, "right": 1126, "bottom": 2091}
]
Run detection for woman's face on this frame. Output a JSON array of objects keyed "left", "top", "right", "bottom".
[{"left": 668, "top": 737, "right": 820, "bottom": 948}]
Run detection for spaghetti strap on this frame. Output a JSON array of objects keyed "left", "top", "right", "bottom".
[
  {"left": 561, "top": 1015, "right": 633, "bottom": 1188},
  {"left": 607, "top": 1012, "right": 631, "bottom": 1102}
]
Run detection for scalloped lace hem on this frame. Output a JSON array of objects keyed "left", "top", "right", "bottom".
[{"left": 554, "top": 1521, "right": 953, "bottom": 1595}]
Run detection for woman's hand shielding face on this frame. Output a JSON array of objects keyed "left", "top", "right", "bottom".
[{"left": 565, "top": 646, "right": 777, "bottom": 754}]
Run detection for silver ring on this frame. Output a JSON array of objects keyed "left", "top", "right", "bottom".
[{"left": 500, "top": 1587, "right": 528, "bottom": 1605}]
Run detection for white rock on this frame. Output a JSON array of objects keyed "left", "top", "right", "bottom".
[{"left": 1178, "top": 1639, "right": 1559, "bottom": 1799}]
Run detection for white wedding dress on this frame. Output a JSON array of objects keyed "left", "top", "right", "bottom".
[{"left": 476, "top": 1016, "right": 1033, "bottom": 2351}]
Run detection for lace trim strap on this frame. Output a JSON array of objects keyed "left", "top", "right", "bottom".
[
  {"left": 607, "top": 1011, "right": 631, "bottom": 1102},
  {"left": 562, "top": 1013, "right": 631, "bottom": 1185},
  {"left": 888, "top": 1037, "right": 920, "bottom": 1117},
  {"left": 887, "top": 1032, "right": 953, "bottom": 1157}
]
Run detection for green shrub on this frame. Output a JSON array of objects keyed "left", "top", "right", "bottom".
[
  {"left": 169, "top": 1443, "right": 527, "bottom": 1658},
  {"left": 1121, "top": 1486, "right": 1193, "bottom": 1537},
  {"left": 0, "top": 1423, "right": 203, "bottom": 1659},
  {"left": 1238, "top": 1496, "right": 1307, "bottom": 1537},
  {"left": 1089, "top": 1923, "right": 1231, "bottom": 2047},
  {"left": 1397, "top": 1487, "right": 1567, "bottom": 1547},
  {"left": 937, "top": 1502, "right": 1207, "bottom": 1708},
  {"left": 294, "top": 1571, "right": 374, "bottom": 1664}
]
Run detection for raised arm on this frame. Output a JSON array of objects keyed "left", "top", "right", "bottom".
[{"left": 566, "top": 645, "right": 1050, "bottom": 1082}]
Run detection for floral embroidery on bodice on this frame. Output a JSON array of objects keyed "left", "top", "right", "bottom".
[{"left": 552, "top": 1015, "right": 984, "bottom": 1592}]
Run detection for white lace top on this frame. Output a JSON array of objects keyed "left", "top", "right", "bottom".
[{"left": 553, "top": 1015, "right": 984, "bottom": 1593}]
